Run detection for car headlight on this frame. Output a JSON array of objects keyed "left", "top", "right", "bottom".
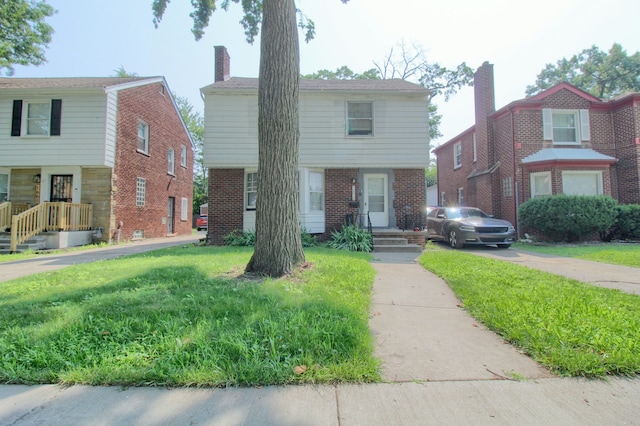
[
  {"left": 459, "top": 225, "right": 475, "bottom": 231},
  {"left": 508, "top": 226, "right": 515, "bottom": 232}
]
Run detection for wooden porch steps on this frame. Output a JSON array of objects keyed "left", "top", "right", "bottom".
[{"left": 0, "top": 233, "right": 46, "bottom": 254}]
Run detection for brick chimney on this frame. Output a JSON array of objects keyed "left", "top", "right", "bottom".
[
  {"left": 473, "top": 61, "right": 495, "bottom": 169},
  {"left": 214, "top": 45, "right": 230, "bottom": 82}
]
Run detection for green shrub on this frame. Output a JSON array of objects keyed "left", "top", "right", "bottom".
[
  {"left": 327, "top": 225, "right": 372, "bottom": 252},
  {"left": 300, "top": 229, "right": 319, "bottom": 247},
  {"left": 224, "top": 230, "right": 256, "bottom": 246},
  {"left": 518, "top": 195, "right": 617, "bottom": 242},
  {"left": 224, "top": 229, "right": 319, "bottom": 247},
  {"left": 602, "top": 204, "right": 640, "bottom": 241}
]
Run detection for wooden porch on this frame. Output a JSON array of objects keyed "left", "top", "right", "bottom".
[{"left": 0, "top": 202, "right": 93, "bottom": 253}]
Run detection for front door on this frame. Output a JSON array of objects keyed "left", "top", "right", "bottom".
[
  {"left": 167, "top": 197, "right": 175, "bottom": 234},
  {"left": 363, "top": 173, "right": 388, "bottom": 227},
  {"left": 50, "top": 175, "right": 73, "bottom": 202}
]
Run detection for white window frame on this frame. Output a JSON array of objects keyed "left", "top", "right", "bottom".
[
  {"left": 246, "top": 171, "right": 258, "bottom": 210},
  {"left": 308, "top": 170, "right": 325, "bottom": 212},
  {"left": 137, "top": 121, "right": 149, "bottom": 154},
  {"left": 23, "top": 100, "right": 51, "bottom": 136},
  {"left": 440, "top": 192, "right": 446, "bottom": 206},
  {"left": 180, "top": 145, "right": 187, "bottom": 167},
  {"left": 346, "top": 101, "right": 374, "bottom": 136},
  {"left": 530, "top": 171, "right": 551, "bottom": 198},
  {"left": 181, "top": 197, "right": 188, "bottom": 221},
  {"left": 562, "top": 171, "right": 603, "bottom": 196},
  {"left": 168, "top": 148, "right": 175, "bottom": 175},
  {"left": 457, "top": 187, "right": 464, "bottom": 206},
  {"left": 543, "top": 109, "right": 590, "bottom": 145},
  {"left": 454, "top": 142, "right": 462, "bottom": 169}
]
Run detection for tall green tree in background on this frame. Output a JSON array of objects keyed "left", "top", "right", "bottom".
[
  {"left": 0, "top": 0, "right": 56, "bottom": 75},
  {"left": 175, "top": 96, "right": 207, "bottom": 214},
  {"left": 153, "top": 0, "right": 349, "bottom": 277},
  {"left": 525, "top": 43, "right": 640, "bottom": 99}
]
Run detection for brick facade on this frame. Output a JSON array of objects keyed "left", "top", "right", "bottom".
[
  {"left": 112, "top": 82, "right": 193, "bottom": 240},
  {"left": 435, "top": 62, "right": 640, "bottom": 232},
  {"left": 206, "top": 167, "right": 427, "bottom": 245}
]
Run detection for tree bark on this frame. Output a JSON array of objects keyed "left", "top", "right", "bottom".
[{"left": 246, "top": 0, "right": 305, "bottom": 277}]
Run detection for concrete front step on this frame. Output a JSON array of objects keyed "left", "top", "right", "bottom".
[
  {"left": 0, "top": 235, "right": 46, "bottom": 253},
  {"left": 373, "top": 237, "right": 408, "bottom": 246},
  {"left": 373, "top": 244, "right": 423, "bottom": 253}
]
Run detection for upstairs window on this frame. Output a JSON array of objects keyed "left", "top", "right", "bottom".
[
  {"left": 180, "top": 145, "right": 187, "bottom": 167},
  {"left": 543, "top": 109, "right": 590, "bottom": 144},
  {"left": 11, "top": 99, "right": 62, "bottom": 137},
  {"left": 168, "top": 148, "right": 175, "bottom": 175},
  {"left": 454, "top": 142, "right": 462, "bottom": 168},
  {"left": 246, "top": 172, "right": 258, "bottom": 210},
  {"left": 347, "top": 101, "right": 373, "bottom": 136},
  {"left": 137, "top": 121, "right": 149, "bottom": 154}
]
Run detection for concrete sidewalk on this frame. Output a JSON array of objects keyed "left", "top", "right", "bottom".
[{"left": 1, "top": 247, "right": 640, "bottom": 424}]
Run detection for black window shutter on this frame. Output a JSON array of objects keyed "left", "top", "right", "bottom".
[
  {"left": 11, "top": 100, "right": 22, "bottom": 136},
  {"left": 50, "top": 99, "right": 62, "bottom": 136}
]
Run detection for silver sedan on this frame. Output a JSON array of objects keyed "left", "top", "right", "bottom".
[{"left": 427, "top": 207, "right": 516, "bottom": 249}]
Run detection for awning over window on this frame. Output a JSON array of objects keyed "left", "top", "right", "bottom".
[{"left": 522, "top": 148, "right": 616, "bottom": 165}]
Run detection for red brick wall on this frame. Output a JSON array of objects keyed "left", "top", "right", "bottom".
[
  {"left": 208, "top": 168, "right": 244, "bottom": 245},
  {"left": 613, "top": 103, "right": 640, "bottom": 204},
  {"left": 113, "top": 82, "right": 193, "bottom": 240},
  {"left": 324, "top": 168, "right": 360, "bottom": 238},
  {"left": 393, "top": 169, "right": 426, "bottom": 227}
]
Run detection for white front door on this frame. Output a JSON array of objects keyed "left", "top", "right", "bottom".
[{"left": 363, "top": 173, "right": 388, "bottom": 227}]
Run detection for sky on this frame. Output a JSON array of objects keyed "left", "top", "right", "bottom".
[{"left": 8, "top": 0, "right": 640, "bottom": 146}]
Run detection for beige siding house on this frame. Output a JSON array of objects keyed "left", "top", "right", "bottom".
[{"left": 202, "top": 46, "right": 430, "bottom": 244}]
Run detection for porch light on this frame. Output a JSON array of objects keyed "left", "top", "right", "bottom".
[{"left": 33, "top": 174, "right": 41, "bottom": 183}]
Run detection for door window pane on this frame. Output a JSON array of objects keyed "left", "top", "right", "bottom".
[{"left": 368, "top": 177, "right": 384, "bottom": 212}]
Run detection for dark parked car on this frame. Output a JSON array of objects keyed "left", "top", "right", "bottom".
[
  {"left": 426, "top": 207, "right": 515, "bottom": 249},
  {"left": 196, "top": 215, "right": 208, "bottom": 231}
]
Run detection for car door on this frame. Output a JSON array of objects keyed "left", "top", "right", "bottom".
[{"left": 427, "top": 208, "right": 445, "bottom": 240}]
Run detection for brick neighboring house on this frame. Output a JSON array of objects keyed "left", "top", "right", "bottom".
[
  {"left": 201, "top": 46, "right": 430, "bottom": 245},
  {"left": 433, "top": 61, "right": 640, "bottom": 236},
  {"left": 0, "top": 77, "right": 194, "bottom": 244}
]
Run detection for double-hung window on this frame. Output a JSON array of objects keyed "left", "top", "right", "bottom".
[
  {"left": 11, "top": 99, "right": 62, "bottom": 137},
  {"left": 246, "top": 172, "right": 258, "bottom": 210},
  {"left": 454, "top": 142, "right": 462, "bottom": 168},
  {"left": 457, "top": 187, "right": 464, "bottom": 206},
  {"left": 180, "top": 145, "right": 187, "bottom": 167},
  {"left": 309, "top": 171, "right": 324, "bottom": 211},
  {"left": 137, "top": 122, "right": 149, "bottom": 153},
  {"left": 562, "top": 171, "right": 602, "bottom": 196},
  {"left": 543, "top": 109, "right": 590, "bottom": 144},
  {"left": 347, "top": 101, "right": 373, "bottom": 136},
  {"left": 168, "top": 148, "right": 175, "bottom": 175}
]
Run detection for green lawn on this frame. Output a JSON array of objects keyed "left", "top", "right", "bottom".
[
  {"left": 514, "top": 242, "right": 640, "bottom": 268},
  {"left": 419, "top": 244, "right": 640, "bottom": 377},
  {"left": 0, "top": 246, "right": 379, "bottom": 386}
]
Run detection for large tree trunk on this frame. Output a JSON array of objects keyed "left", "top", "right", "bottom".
[{"left": 246, "top": 0, "right": 305, "bottom": 277}]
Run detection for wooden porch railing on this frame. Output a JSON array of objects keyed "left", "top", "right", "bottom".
[
  {"left": 0, "top": 202, "right": 30, "bottom": 232},
  {"left": 9, "top": 202, "right": 93, "bottom": 252}
]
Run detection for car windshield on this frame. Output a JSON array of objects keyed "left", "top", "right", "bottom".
[{"left": 447, "top": 208, "right": 488, "bottom": 219}]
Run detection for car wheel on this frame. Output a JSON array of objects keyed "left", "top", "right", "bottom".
[{"left": 448, "top": 229, "right": 463, "bottom": 249}]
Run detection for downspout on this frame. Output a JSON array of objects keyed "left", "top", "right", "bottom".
[{"left": 511, "top": 109, "right": 520, "bottom": 240}]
